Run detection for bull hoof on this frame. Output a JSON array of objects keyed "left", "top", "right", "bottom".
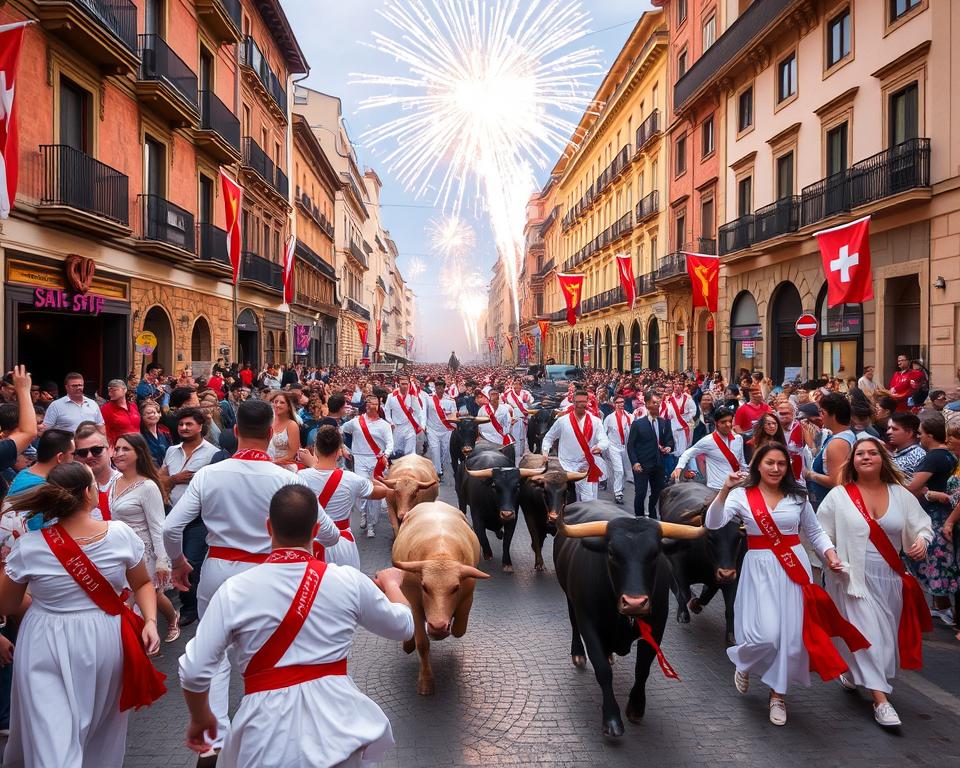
[
  {"left": 571, "top": 655, "right": 586, "bottom": 669},
  {"left": 534, "top": 562, "right": 545, "bottom": 573},
  {"left": 402, "top": 639, "right": 416, "bottom": 655},
  {"left": 676, "top": 609, "right": 690, "bottom": 625},
  {"left": 502, "top": 564, "right": 514, "bottom": 573},
  {"left": 417, "top": 678, "right": 436, "bottom": 696},
  {"left": 483, "top": 552, "right": 494, "bottom": 561},
  {"left": 602, "top": 718, "right": 625, "bottom": 738},
  {"left": 626, "top": 700, "right": 646, "bottom": 723},
  {"left": 725, "top": 632, "right": 736, "bottom": 648},
  {"left": 688, "top": 597, "right": 703, "bottom": 614}
]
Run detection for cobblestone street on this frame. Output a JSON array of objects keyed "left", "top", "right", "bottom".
[{"left": 127, "top": 478, "right": 960, "bottom": 768}]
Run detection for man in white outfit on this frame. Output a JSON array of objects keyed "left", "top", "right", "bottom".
[
  {"left": 179, "top": 484, "right": 414, "bottom": 767},
  {"left": 341, "top": 395, "right": 394, "bottom": 538},
  {"left": 477, "top": 389, "right": 515, "bottom": 448},
  {"left": 602, "top": 395, "right": 634, "bottom": 505},
  {"left": 423, "top": 381, "right": 457, "bottom": 480},
  {"left": 660, "top": 381, "right": 698, "bottom": 472},
  {"left": 542, "top": 389, "right": 608, "bottom": 501},
  {"left": 503, "top": 379, "right": 533, "bottom": 466},
  {"left": 384, "top": 379, "right": 424, "bottom": 457},
  {"left": 164, "top": 399, "right": 341, "bottom": 758},
  {"left": 670, "top": 407, "right": 747, "bottom": 490}
]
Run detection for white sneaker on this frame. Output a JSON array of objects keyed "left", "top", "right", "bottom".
[
  {"left": 359, "top": 511, "right": 367, "bottom": 530},
  {"left": 874, "top": 703, "right": 901, "bottom": 727},
  {"left": 768, "top": 696, "right": 787, "bottom": 726},
  {"left": 838, "top": 673, "right": 857, "bottom": 691},
  {"left": 931, "top": 608, "right": 955, "bottom": 626},
  {"left": 366, "top": 527, "right": 376, "bottom": 539},
  {"left": 734, "top": 669, "right": 749, "bottom": 694}
]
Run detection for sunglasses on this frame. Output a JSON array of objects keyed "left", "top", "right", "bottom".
[{"left": 75, "top": 446, "right": 106, "bottom": 458}]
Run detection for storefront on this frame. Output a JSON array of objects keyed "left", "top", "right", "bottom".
[
  {"left": 236, "top": 308, "right": 261, "bottom": 367},
  {"left": 730, "top": 291, "right": 762, "bottom": 377},
  {"left": 4, "top": 253, "right": 130, "bottom": 393},
  {"left": 815, "top": 284, "right": 863, "bottom": 380}
]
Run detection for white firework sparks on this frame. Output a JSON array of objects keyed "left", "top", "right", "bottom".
[
  {"left": 428, "top": 216, "right": 476, "bottom": 259},
  {"left": 355, "top": 0, "right": 601, "bottom": 329},
  {"left": 429, "top": 217, "right": 487, "bottom": 352},
  {"left": 405, "top": 256, "right": 427, "bottom": 278}
]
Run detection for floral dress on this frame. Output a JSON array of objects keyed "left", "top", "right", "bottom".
[{"left": 908, "top": 448, "right": 960, "bottom": 596}]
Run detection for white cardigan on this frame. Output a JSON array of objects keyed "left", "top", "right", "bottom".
[{"left": 817, "top": 483, "right": 933, "bottom": 598}]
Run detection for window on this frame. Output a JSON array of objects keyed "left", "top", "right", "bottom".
[
  {"left": 889, "top": 82, "right": 918, "bottom": 146},
  {"left": 262, "top": 223, "right": 270, "bottom": 258},
  {"left": 678, "top": 0, "right": 687, "bottom": 25},
  {"left": 737, "top": 176, "right": 752, "bottom": 217},
  {"left": 827, "top": 9, "right": 851, "bottom": 68},
  {"left": 738, "top": 87, "right": 753, "bottom": 132},
  {"left": 650, "top": 236, "right": 658, "bottom": 262},
  {"left": 702, "top": 15, "right": 716, "bottom": 50},
  {"left": 701, "top": 116, "right": 715, "bottom": 157},
  {"left": 144, "top": 136, "right": 165, "bottom": 197},
  {"left": 778, "top": 52, "right": 797, "bottom": 103},
  {"left": 675, "top": 134, "right": 686, "bottom": 176},
  {"left": 678, "top": 50, "right": 688, "bottom": 78},
  {"left": 826, "top": 122, "right": 848, "bottom": 176},
  {"left": 199, "top": 175, "right": 213, "bottom": 223},
  {"left": 675, "top": 210, "right": 686, "bottom": 250},
  {"left": 776, "top": 152, "right": 794, "bottom": 199},
  {"left": 701, "top": 198, "right": 715, "bottom": 239},
  {"left": 59, "top": 76, "right": 91, "bottom": 152},
  {"left": 890, "top": 0, "right": 921, "bottom": 22}
]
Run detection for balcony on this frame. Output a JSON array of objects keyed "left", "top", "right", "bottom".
[
  {"left": 581, "top": 286, "right": 626, "bottom": 316},
  {"left": 543, "top": 309, "right": 567, "bottom": 323},
  {"left": 754, "top": 196, "right": 800, "bottom": 244},
  {"left": 196, "top": 222, "right": 231, "bottom": 273},
  {"left": 193, "top": 90, "right": 241, "bottom": 163},
  {"left": 635, "top": 272, "right": 657, "bottom": 296},
  {"left": 346, "top": 297, "right": 371, "bottom": 321},
  {"left": 136, "top": 194, "right": 196, "bottom": 262},
  {"left": 37, "top": 0, "right": 139, "bottom": 73},
  {"left": 295, "top": 240, "right": 336, "bottom": 279},
  {"left": 635, "top": 190, "right": 659, "bottom": 223},
  {"left": 136, "top": 34, "right": 199, "bottom": 126},
  {"left": 718, "top": 216, "right": 755, "bottom": 256},
  {"left": 347, "top": 241, "right": 368, "bottom": 268},
  {"left": 612, "top": 211, "right": 633, "bottom": 242},
  {"left": 38, "top": 144, "right": 130, "bottom": 236},
  {"left": 376, "top": 276, "right": 387, "bottom": 292},
  {"left": 195, "top": 0, "right": 241, "bottom": 44},
  {"left": 597, "top": 146, "right": 631, "bottom": 195},
  {"left": 535, "top": 257, "right": 555, "bottom": 277},
  {"left": 241, "top": 137, "right": 287, "bottom": 201},
  {"left": 657, "top": 251, "right": 689, "bottom": 284},
  {"left": 635, "top": 109, "right": 661, "bottom": 153},
  {"left": 240, "top": 36, "right": 287, "bottom": 120},
  {"left": 240, "top": 251, "right": 283, "bottom": 292}
]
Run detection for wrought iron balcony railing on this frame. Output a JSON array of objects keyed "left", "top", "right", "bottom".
[
  {"left": 138, "top": 34, "right": 198, "bottom": 111},
  {"left": 139, "top": 194, "right": 195, "bottom": 253},
  {"left": 39, "top": 144, "right": 129, "bottom": 225}
]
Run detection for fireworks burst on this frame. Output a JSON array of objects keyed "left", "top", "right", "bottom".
[
  {"left": 355, "top": 0, "right": 601, "bottom": 329},
  {"left": 405, "top": 257, "right": 427, "bottom": 278},
  {"left": 428, "top": 217, "right": 487, "bottom": 352}
]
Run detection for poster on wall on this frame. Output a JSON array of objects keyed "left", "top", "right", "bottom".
[
  {"left": 294, "top": 324, "right": 310, "bottom": 355},
  {"left": 742, "top": 341, "right": 755, "bottom": 359}
]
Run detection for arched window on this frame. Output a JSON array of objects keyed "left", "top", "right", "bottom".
[
  {"left": 191, "top": 317, "right": 212, "bottom": 364},
  {"left": 769, "top": 282, "right": 803, "bottom": 384},
  {"left": 647, "top": 317, "right": 660, "bottom": 370},
  {"left": 730, "top": 291, "right": 761, "bottom": 376},
  {"left": 143, "top": 306, "right": 174, "bottom": 374}
]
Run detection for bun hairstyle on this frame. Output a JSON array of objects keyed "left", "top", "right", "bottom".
[{"left": 8, "top": 462, "right": 95, "bottom": 524}]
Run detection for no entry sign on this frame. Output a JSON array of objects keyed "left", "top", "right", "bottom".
[{"left": 795, "top": 313, "right": 818, "bottom": 338}]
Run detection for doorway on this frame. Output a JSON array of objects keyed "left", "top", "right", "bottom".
[
  {"left": 885, "top": 274, "right": 921, "bottom": 374},
  {"left": 237, "top": 308, "right": 260, "bottom": 367},
  {"left": 616, "top": 324, "right": 625, "bottom": 371},
  {"left": 143, "top": 305, "right": 174, "bottom": 374},
  {"left": 769, "top": 282, "right": 803, "bottom": 384},
  {"left": 647, "top": 318, "right": 660, "bottom": 370},
  {"left": 630, "top": 320, "right": 642, "bottom": 371}
]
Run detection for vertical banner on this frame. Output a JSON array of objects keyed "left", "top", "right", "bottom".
[
  {"left": 282, "top": 234, "right": 296, "bottom": 304},
  {"left": 355, "top": 320, "right": 368, "bottom": 348},
  {"left": 487, "top": 336, "right": 495, "bottom": 352},
  {"left": 815, "top": 215, "right": 873, "bottom": 307},
  {"left": 537, "top": 319, "right": 551, "bottom": 341},
  {"left": 375, "top": 314, "right": 382, "bottom": 352},
  {"left": 293, "top": 324, "right": 310, "bottom": 355},
  {"left": 556, "top": 272, "right": 584, "bottom": 326},
  {"left": 685, "top": 253, "right": 720, "bottom": 313},
  {"left": 504, "top": 333, "right": 514, "bottom": 352},
  {"left": 0, "top": 21, "right": 29, "bottom": 219},
  {"left": 219, "top": 169, "right": 244, "bottom": 283},
  {"left": 616, "top": 254, "right": 636, "bottom": 309}
]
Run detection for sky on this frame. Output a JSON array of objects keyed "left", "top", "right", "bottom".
[{"left": 283, "top": 0, "right": 656, "bottom": 361}]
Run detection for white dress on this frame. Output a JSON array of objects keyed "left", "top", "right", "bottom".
[
  {"left": 2, "top": 522, "right": 145, "bottom": 768},
  {"left": 706, "top": 487, "right": 835, "bottom": 694},
  {"left": 108, "top": 478, "right": 169, "bottom": 586},
  {"left": 267, "top": 426, "right": 291, "bottom": 460},
  {"left": 179, "top": 561, "right": 413, "bottom": 767}
]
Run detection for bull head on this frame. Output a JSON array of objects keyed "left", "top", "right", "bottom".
[
  {"left": 381, "top": 477, "right": 437, "bottom": 490},
  {"left": 393, "top": 559, "right": 490, "bottom": 639},
  {"left": 466, "top": 467, "right": 545, "bottom": 479},
  {"left": 559, "top": 520, "right": 706, "bottom": 540}
]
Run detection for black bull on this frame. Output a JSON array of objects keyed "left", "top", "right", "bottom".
[
  {"left": 517, "top": 454, "right": 585, "bottom": 572},
  {"left": 554, "top": 502, "right": 704, "bottom": 736},
  {"left": 448, "top": 416, "right": 515, "bottom": 479},
  {"left": 659, "top": 483, "right": 746, "bottom": 646},
  {"left": 526, "top": 406, "right": 558, "bottom": 454}
]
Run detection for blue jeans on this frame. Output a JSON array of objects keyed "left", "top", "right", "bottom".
[{"left": 180, "top": 518, "right": 208, "bottom": 615}]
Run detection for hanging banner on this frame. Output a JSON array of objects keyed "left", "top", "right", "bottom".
[
  {"left": 283, "top": 234, "right": 296, "bottom": 305},
  {"left": 504, "top": 333, "right": 514, "bottom": 352},
  {"left": 375, "top": 313, "right": 382, "bottom": 352},
  {"left": 685, "top": 253, "right": 720, "bottom": 313},
  {"left": 616, "top": 254, "right": 636, "bottom": 309},
  {"left": 556, "top": 272, "right": 584, "bottom": 326},
  {"left": 538, "top": 319, "right": 551, "bottom": 341},
  {"left": 0, "top": 21, "right": 29, "bottom": 220},
  {"left": 219, "top": 169, "right": 244, "bottom": 283},
  {"left": 294, "top": 324, "right": 310, "bottom": 355},
  {"left": 355, "top": 320, "right": 368, "bottom": 347},
  {"left": 487, "top": 336, "right": 495, "bottom": 352},
  {"left": 815, "top": 215, "right": 873, "bottom": 307}
]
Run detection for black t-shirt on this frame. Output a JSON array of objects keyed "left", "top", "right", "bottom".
[
  {"left": 916, "top": 448, "right": 958, "bottom": 493},
  {"left": 0, "top": 438, "right": 17, "bottom": 472}
]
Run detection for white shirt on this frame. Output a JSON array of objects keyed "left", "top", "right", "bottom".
[
  {"left": 603, "top": 410, "right": 634, "bottom": 448},
  {"left": 675, "top": 431, "right": 747, "bottom": 490},
  {"left": 424, "top": 394, "right": 457, "bottom": 433},
  {"left": 299, "top": 468, "right": 374, "bottom": 522},
  {"left": 341, "top": 416, "right": 394, "bottom": 457},
  {"left": 162, "top": 440, "right": 220, "bottom": 506},
  {"left": 503, "top": 389, "right": 533, "bottom": 421},
  {"left": 478, "top": 403, "right": 514, "bottom": 444},
  {"left": 42, "top": 394, "right": 104, "bottom": 433},
  {"left": 384, "top": 391, "right": 424, "bottom": 433},
  {"left": 542, "top": 412, "right": 609, "bottom": 473},
  {"left": 660, "top": 393, "right": 697, "bottom": 434}
]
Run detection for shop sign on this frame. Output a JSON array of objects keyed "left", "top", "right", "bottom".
[
  {"left": 33, "top": 287, "right": 105, "bottom": 316},
  {"left": 731, "top": 325, "right": 762, "bottom": 341},
  {"left": 135, "top": 331, "right": 158, "bottom": 356},
  {"left": 294, "top": 324, "right": 310, "bottom": 355},
  {"left": 742, "top": 340, "right": 755, "bottom": 359}
]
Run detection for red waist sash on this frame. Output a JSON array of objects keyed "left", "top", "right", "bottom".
[
  {"left": 569, "top": 412, "right": 602, "bottom": 482},
  {"left": 748, "top": 534, "right": 800, "bottom": 550},
  {"left": 744, "top": 486, "right": 869, "bottom": 681},
  {"left": 313, "top": 519, "right": 354, "bottom": 561},
  {"left": 244, "top": 659, "right": 348, "bottom": 695},
  {"left": 207, "top": 546, "right": 269, "bottom": 564}
]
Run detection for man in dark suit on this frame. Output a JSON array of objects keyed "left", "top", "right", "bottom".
[{"left": 626, "top": 391, "right": 675, "bottom": 519}]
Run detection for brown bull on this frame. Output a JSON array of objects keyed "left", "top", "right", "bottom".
[
  {"left": 392, "top": 501, "right": 490, "bottom": 695},
  {"left": 383, "top": 454, "right": 439, "bottom": 534}
]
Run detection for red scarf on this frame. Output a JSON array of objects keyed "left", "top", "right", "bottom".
[
  {"left": 614, "top": 410, "right": 631, "bottom": 444},
  {"left": 358, "top": 416, "right": 388, "bottom": 479},
  {"left": 744, "top": 487, "right": 869, "bottom": 681},
  {"left": 637, "top": 619, "right": 679, "bottom": 680},
  {"left": 484, "top": 404, "right": 512, "bottom": 446},
  {"left": 243, "top": 550, "right": 346, "bottom": 694},
  {"left": 233, "top": 449, "right": 272, "bottom": 462},
  {"left": 712, "top": 431, "right": 741, "bottom": 472},
  {"left": 665, "top": 395, "right": 690, "bottom": 441},
  {"left": 98, "top": 488, "right": 112, "bottom": 521},
  {"left": 393, "top": 391, "right": 423, "bottom": 434},
  {"left": 788, "top": 423, "right": 805, "bottom": 480},
  {"left": 42, "top": 525, "right": 166, "bottom": 711},
  {"left": 569, "top": 412, "right": 602, "bottom": 482},
  {"left": 432, "top": 395, "right": 455, "bottom": 430},
  {"left": 844, "top": 483, "right": 931, "bottom": 668}
]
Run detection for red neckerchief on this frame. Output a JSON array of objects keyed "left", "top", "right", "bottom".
[
  {"left": 844, "top": 483, "right": 931, "bottom": 668},
  {"left": 712, "top": 431, "right": 741, "bottom": 471},
  {"left": 432, "top": 395, "right": 455, "bottom": 430},
  {"left": 393, "top": 391, "right": 423, "bottom": 434},
  {"left": 744, "top": 486, "right": 869, "bottom": 680},
  {"left": 42, "top": 525, "right": 166, "bottom": 711},
  {"left": 265, "top": 548, "right": 315, "bottom": 564},
  {"left": 97, "top": 488, "right": 112, "bottom": 521},
  {"left": 569, "top": 411, "right": 602, "bottom": 482},
  {"left": 233, "top": 449, "right": 272, "bottom": 462},
  {"left": 484, "top": 404, "right": 512, "bottom": 445},
  {"left": 664, "top": 394, "right": 690, "bottom": 440},
  {"left": 358, "top": 415, "right": 388, "bottom": 479},
  {"left": 614, "top": 409, "right": 631, "bottom": 444}
]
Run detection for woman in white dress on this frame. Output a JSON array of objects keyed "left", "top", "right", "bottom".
[
  {"left": 707, "top": 443, "right": 866, "bottom": 726},
  {"left": 268, "top": 390, "right": 302, "bottom": 469},
  {"left": 110, "top": 432, "right": 180, "bottom": 643},
  {"left": 818, "top": 436, "right": 933, "bottom": 727},
  {"left": 0, "top": 462, "right": 163, "bottom": 767}
]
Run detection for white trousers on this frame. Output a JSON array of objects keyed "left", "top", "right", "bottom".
[
  {"left": 575, "top": 479, "right": 598, "bottom": 501},
  {"left": 426, "top": 428, "right": 452, "bottom": 474},
  {"left": 673, "top": 428, "right": 691, "bottom": 455},
  {"left": 353, "top": 453, "right": 384, "bottom": 527},
  {"left": 605, "top": 444, "right": 630, "bottom": 495},
  {"left": 393, "top": 426, "right": 418, "bottom": 457},
  {"left": 510, "top": 422, "right": 526, "bottom": 467}
]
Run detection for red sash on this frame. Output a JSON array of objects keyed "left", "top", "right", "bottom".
[
  {"left": 358, "top": 416, "right": 388, "bottom": 479},
  {"left": 432, "top": 395, "right": 455, "bottom": 431},
  {"left": 243, "top": 549, "right": 347, "bottom": 694},
  {"left": 208, "top": 546, "right": 269, "bottom": 563},
  {"left": 788, "top": 423, "right": 805, "bottom": 480},
  {"left": 637, "top": 620, "right": 679, "bottom": 680},
  {"left": 712, "top": 431, "right": 741, "bottom": 472},
  {"left": 314, "top": 519, "right": 354, "bottom": 561},
  {"left": 614, "top": 410, "right": 630, "bottom": 444},
  {"left": 844, "top": 483, "right": 932, "bottom": 669},
  {"left": 393, "top": 391, "right": 423, "bottom": 434},
  {"left": 41, "top": 525, "right": 166, "bottom": 711},
  {"left": 233, "top": 449, "right": 273, "bottom": 462},
  {"left": 98, "top": 488, "right": 112, "bottom": 521},
  {"left": 667, "top": 395, "right": 691, "bottom": 441},
  {"left": 484, "top": 405, "right": 513, "bottom": 446},
  {"left": 744, "top": 487, "right": 869, "bottom": 681},
  {"left": 506, "top": 390, "right": 528, "bottom": 421},
  {"left": 569, "top": 412, "right": 602, "bottom": 482}
]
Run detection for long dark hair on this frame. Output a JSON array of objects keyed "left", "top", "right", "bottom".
[
  {"left": 752, "top": 413, "right": 786, "bottom": 450},
  {"left": 116, "top": 432, "right": 168, "bottom": 503},
  {"left": 8, "top": 462, "right": 94, "bottom": 523},
  {"left": 744, "top": 442, "right": 807, "bottom": 498}
]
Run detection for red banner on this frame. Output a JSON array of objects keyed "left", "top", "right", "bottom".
[
  {"left": 355, "top": 320, "right": 368, "bottom": 347},
  {"left": 616, "top": 254, "right": 636, "bottom": 309},
  {"left": 220, "top": 169, "right": 244, "bottom": 283},
  {"left": 282, "top": 234, "right": 296, "bottom": 304},
  {"left": 504, "top": 333, "right": 513, "bottom": 351},
  {"left": 816, "top": 215, "right": 873, "bottom": 307},
  {"left": 538, "top": 319, "right": 550, "bottom": 341},
  {"left": 557, "top": 273, "right": 584, "bottom": 326},
  {"left": 375, "top": 314, "right": 382, "bottom": 352},
  {"left": 0, "top": 22, "right": 28, "bottom": 220},
  {"left": 487, "top": 336, "right": 495, "bottom": 352},
  {"left": 685, "top": 253, "right": 720, "bottom": 313}
]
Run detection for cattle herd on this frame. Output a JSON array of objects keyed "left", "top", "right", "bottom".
[{"left": 383, "top": 402, "right": 734, "bottom": 736}]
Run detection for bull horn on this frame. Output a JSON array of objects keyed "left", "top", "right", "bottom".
[
  {"left": 466, "top": 468, "right": 494, "bottom": 479},
  {"left": 380, "top": 477, "right": 398, "bottom": 488},
  {"left": 658, "top": 522, "right": 707, "bottom": 540},
  {"left": 524, "top": 408, "right": 540, "bottom": 415},
  {"left": 565, "top": 471, "right": 588, "bottom": 482},
  {"left": 560, "top": 520, "right": 609, "bottom": 538},
  {"left": 518, "top": 467, "right": 548, "bottom": 477},
  {"left": 416, "top": 479, "right": 438, "bottom": 490},
  {"left": 447, "top": 415, "right": 460, "bottom": 422},
  {"left": 474, "top": 417, "right": 490, "bottom": 424},
  {"left": 458, "top": 564, "right": 491, "bottom": 580},
  {"left": 392, "top": 560, "right": 428, "bottom": 574}
]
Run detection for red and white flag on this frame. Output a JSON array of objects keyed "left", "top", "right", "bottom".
[
  {"left": 616, "top": 254, "right": 636, "bottom": 309},
  {"left": 685, "top": 252, "right": 720, "bottom": 313},
  {"left": 219, "top": 169, "right": 243, "bottom": 283},
  {"left": 282, "top": 234, "right": 296, "bottom": 305},
  {"left": 815, "top": 215, "right": 873, "bottom": 307},
  {"left": 0, "top": 21, "right": 30, "bottom": 220}
]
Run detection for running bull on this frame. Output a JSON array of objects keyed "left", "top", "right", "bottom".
[
  {"left": 382, "top": 454, "right": 439, "bottom": 535},
  {"left": 517, "top": 454, "right": 585, "bottom": 572}
]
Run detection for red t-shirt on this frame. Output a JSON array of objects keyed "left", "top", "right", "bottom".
[
  {"left": 207, "top": 375, "right": 224, "bottom": 398},
  {"left": 100, "top": 400, "right": 141, "bottom": 446},
  {"left": 239, "top": 369, "right": 254, "bottom": 386},
  {"left": 734, "top": 401, "right": 771, "bottom": 433},
  {"left": 888, "top": 369, "right": 922, "bottom": 411}
]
